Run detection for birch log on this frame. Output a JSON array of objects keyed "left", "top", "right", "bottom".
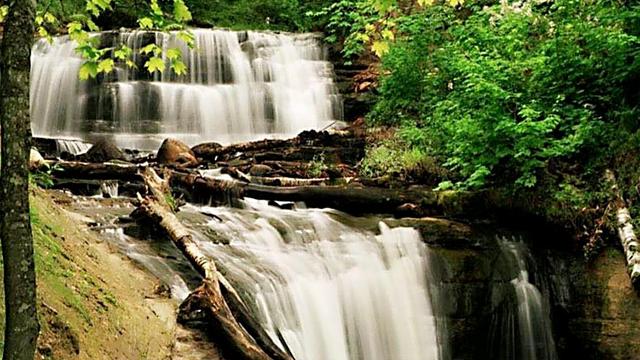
[
  {"left": 606, "top": 170, "right": 640, "bottom": 287},
  {"left": 137, "top": 168, "right": 292, "bottom": 360}
]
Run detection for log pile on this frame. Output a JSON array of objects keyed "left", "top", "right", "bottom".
[{"left": 192, "top": 130, "right": 364, "bottom": 179}]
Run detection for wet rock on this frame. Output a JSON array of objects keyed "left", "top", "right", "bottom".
[
  {"left": 157, "top": 138, "right": 199, "bottom": 167},
  {"left": 80, "top": 138, "right": 125, "bottom": 162}
]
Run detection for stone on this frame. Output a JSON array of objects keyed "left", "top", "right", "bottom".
[
  {"left": 157, "top": 138, "right": 199, "bottom": 167},
  {"left": 82, "top": 138, "right": 125, "bottom": 162}
]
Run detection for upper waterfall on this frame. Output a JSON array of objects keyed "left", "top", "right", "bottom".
[{"left": 30, "top": 29, "right": 343, "bottom": 149}]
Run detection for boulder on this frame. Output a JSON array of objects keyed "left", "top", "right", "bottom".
[
  {"left": 81, "top": 138, "right": 125, "bottom": 163},
  {"left": 157, "top": 138, "right": 198, "bottom": 167}
]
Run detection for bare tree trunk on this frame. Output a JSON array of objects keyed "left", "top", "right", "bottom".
[{"left": 0, "top": 1, "right": 40, "bottom": 359}]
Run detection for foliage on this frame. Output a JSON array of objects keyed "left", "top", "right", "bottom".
[
  {"left": 308, "top": 153, "right": 327, "bottom": 178},
  {"left": 308, "top": 0, "right": 381, "bottom": 62},
  {"left": 0, "top": 5, "right": 8, "bottom": 23},
  {"left": 310, "top": 0, "right": 462, "bottom": 62},
  {"left": 360, "top": 137, "right": 443, "bottom": 182},
  {"left": 371, "top": 0, "right": 640, "bottom": 190},
  {"left": 43, "top": 0, "right": 194, "bottom": 80},
  {"left": 183, "top": 0, "right": 327, "bottom": 31}
]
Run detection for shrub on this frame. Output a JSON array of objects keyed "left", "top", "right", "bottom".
[{"left": 371, "top": 0, "right": 640, "bottom": 189}]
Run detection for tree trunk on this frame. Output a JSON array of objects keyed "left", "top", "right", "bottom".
[{"left": 0, "top": 1, "right": 40, "bottom": 359}]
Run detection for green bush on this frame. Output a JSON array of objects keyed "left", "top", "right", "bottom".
[
  {"left": 371, "top": 0, "right": 640, "bottom": 189},
  {"left": 360, "top": 137, "right": 444, "bottom": 183}
]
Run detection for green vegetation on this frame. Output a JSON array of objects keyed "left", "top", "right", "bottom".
[
  {"left": 317, "top": 0, "right": 639, "bottom": 244},
  {"left": 38, "top": 0, "right": 334, "bottom": 32},
  {"left": 308, "top": 153, "right": 327, "bottom": 177},
  {"left": 186, "top": 0, "right": 331, "bottom": 31}
]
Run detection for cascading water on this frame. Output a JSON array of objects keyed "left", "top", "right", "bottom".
[
  {"left": 181, "top": 199, "right": 442, "bottom": 360},
  {"left": 30, "top": 29, "right": 343, "bottom": 149},
  {"left": 494, "top": 238, "right": 558, "bottom": 360}
]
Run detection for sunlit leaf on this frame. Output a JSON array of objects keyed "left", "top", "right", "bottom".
[
  {"left": 145, "top": 56, "right": 165, "bottom": 73},
  {"left": 177, "top": 31, "right": 195, "bottom": 48},
  {"left": 166, "top": 48, "right": 181, "bottom": 60},
  {"left": 372, "top": 40, "right": 390, "bottom": 57},
  {"left": 79, "top": 61, "right": 99, "bottom": 80},
  {"left": 97, "top": 59, "right": 115, "bottom": 74},
  {"left": 173, "top": 0, "right": 192, "bottom": 23},
  {"left": 138, "top": 17, "right": 154, "bottom": 29},
  {"left": 171, "top": 59, "right": 188, "bottom": 75}
]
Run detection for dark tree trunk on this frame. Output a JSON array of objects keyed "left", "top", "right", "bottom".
[{"left": 0, "top": 1, "right": 40, "bottom": 359}]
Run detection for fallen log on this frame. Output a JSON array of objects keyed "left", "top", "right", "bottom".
[
  {"left": 606, "top": 170, "right": 640, "bottom": 287},
  {"left": 137, "top": 168, "right": 293, "bottom": 360},
  {"left": 50, "top": 161, "right": 146, "bottom": 182},
  {"left": 170, "top": 172, "right": 441, "bottom": 217}
]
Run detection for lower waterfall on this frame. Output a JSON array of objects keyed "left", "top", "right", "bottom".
[{"left": 183, "top": 199, "right": 442, "bottom": 360}]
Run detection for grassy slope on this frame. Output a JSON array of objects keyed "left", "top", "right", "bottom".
[{"left": 0, "top": 189, "right": 177, "bottom": 359}]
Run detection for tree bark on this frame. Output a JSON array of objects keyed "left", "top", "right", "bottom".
[
  {"left": 0, "top": 1, "right": 40, "bottom": 359},
  {"left": 606, "top": 170, "right": 640, "bottom": 287}
]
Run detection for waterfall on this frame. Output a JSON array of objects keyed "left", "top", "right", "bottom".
[
  {"left": 55, "top": 139, "right": 92, "bottom": 155},
  {"left": 493, "top": 238, "right": 558, "bottom": 360},
  {"left": 30, "top": 29, "right": 343, "bottom": 149},
  {"left": 99, "top": 181, "right": 119, "bottom": 199},
  {"left": 183, "top": 199, "right": 442, "bottom": 360}
]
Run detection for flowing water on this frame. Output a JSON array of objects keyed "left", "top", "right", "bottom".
[
  {"left": 182, "top": 199, "right": 442, "bottom": 360},
  {"left": 31, "top": 30, "right": 342, "bottom": 149},
  {"left": 494, "top": 238, "right": 558, "bottom": 360}
]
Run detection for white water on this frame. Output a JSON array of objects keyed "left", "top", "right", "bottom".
[
  {"left": 184, "top": 200, "right": 441, "bottom": 360},
  {"left": 30, "top": 30, "right": 342, "bottom": 149},
  {"left": 500, "top": 238, "right": 557, "bottom": 360},
  {"left": 55, "top": 139, "right": 92, "bottom": 155}
]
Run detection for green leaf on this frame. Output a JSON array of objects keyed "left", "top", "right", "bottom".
[
  {"left": 79, "top": 61, "right": 99, "bottom": 80},
  {"left": 177, "top": 31, "right": 195, "bottom": 48},
  {"left": 166, "top": 48, "right": 181, "bottom": 60},
  {"left": 86, "top": 19, "right": 100, "bottom": 32},
  {"left": 173, "top": 0, "right": 192, "bottom": 23},
  {"left": 171, "top": 59, "right": 188, "bottom": 75},
  {"left": 0, "top": 5, "right": 8, "bottom": 23},
  {"left": 97, "top": 59, "right": 115, "bottom": 74},
  {"left": 140, "top": 43, "right": 161, "bottom": 56},
  {"left": 372, "top": 40, "right": 390, "bottom": 57},
  {"left": 150, "top": 0, "right": 163, "bottom": 16},
  {"left": 138, "top": 17, "right": 154, "bottom": 29},
  {"left": 68, "top": 21, "right": 83, "bottom": 33},
  {"left": 145, "top": 56, "right": 165, "bottom": 73}
]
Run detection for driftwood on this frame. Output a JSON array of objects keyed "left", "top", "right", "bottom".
[
  {"left": 137, "top": 168, "right": 292, "bottom": 360},
  {"left": 606, "top": 170, "right": 640, "bottom": 287}
]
